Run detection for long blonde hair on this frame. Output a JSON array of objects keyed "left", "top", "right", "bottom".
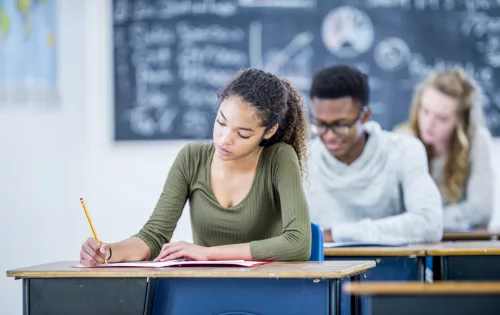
[{"left": 408, "top": 68, "right": 485, "bottom": 203}]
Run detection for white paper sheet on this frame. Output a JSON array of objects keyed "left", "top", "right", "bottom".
[{"left": 75, "top": 260, "right": 269, "bottom": 268}]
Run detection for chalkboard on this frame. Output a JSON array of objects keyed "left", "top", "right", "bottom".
[{"left": 112, "top": 0, "right": 500, "bottom": 140}]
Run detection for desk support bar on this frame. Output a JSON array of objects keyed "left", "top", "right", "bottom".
[
  {"left": 329, "top": 280, "right": 340, "bottom": 315},
  {"left": 143, "top": 278, "right": 156, "bottom": 315},
  {"left": 439, "top": 257, "right": 449, "bottom": 281},
  {"left": 350, "top": 274, "right": 362, "bottom": 315},
  {"left": 416, "top": 257, "right": 426, "bottom": 281},
  {"left": 23, "top": 279, "right": 30, "bottom": 315}
]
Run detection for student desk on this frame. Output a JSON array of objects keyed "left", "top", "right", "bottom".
[
  {"left": 325, "top": 246, "right": 427, "bottom": 315},
  {"left": 324, "top": 246, "right": 427, "bottom": 281},
  {"left": 443, "top": 229, "right": 500, "bottom": 241},
  {"left": 6, "top": 260, "right": 375, "bottom": 315},
  {"left": 344, "top": 282, "right": 500, "bottom": 315},
  {"left": 427, "top": 241, "right": 500, "bottom": 281}
]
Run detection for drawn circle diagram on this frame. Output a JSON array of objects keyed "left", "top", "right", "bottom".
[
  {"left": 321, "top": 6, "right": 374, "bottom": 58},
  {"left": 374, "top": 37, "right": 412, "bottom": 71}
]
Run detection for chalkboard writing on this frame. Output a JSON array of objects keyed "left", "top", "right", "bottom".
[{"left": 113, "top": 0, "right": 500, "bottom": 140}]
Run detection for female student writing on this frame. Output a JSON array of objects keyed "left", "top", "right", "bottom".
[
  {"left": 79, "top": 68, "right": 312, "bottom": 266},
  {"left": 396, "top": 68, "right": 495, "bottom": 230}
]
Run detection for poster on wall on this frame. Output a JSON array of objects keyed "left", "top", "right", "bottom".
[{"left": 0, "top": 0, "right": 58, "bottom": 108}]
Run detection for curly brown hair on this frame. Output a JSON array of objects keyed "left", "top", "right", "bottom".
[
  {"left": 408, "top": 68, "right": 485, "bottom": 203},
  {"left": 218, "top": 68, "right": 309, "bottom": 177}
]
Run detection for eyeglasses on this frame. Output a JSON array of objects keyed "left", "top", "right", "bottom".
[{"left": 312, "top": 108, "right": 366, "bottom": 137}]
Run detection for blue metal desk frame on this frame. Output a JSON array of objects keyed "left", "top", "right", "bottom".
[
  {"left": 325, "top": 248, "right": 427, "bottom": 315},
  {"left": 19, "top": 267, "right": 370, "bottom": 315}
]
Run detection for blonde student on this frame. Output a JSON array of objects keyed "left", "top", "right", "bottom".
[
  {"left": 79, "top": 68, "right": 312, "bottom": 266},
  {"left": 396, "top": 68, "right": 495, "bottom": 230}
]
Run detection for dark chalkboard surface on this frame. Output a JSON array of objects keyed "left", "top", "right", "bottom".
[{"left": 112, "top": 0, "right": 500, "bottom": 140}]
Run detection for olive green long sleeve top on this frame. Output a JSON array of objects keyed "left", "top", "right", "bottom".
[{"left": 135, "top": 142, "right": 311, "bottom": 261}]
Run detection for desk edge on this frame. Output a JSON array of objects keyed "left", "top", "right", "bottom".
[
  {"left": 6, "top": 261, "right": 377, "bottom": 279},
  {"left": 324, "top": 249, "right": 426, "bottom": 257},
  {"left": 344, "top": 282, "right": 500, "bottom": 295}
]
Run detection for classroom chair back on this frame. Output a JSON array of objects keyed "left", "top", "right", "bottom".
[{"left": 310, "top": 222, "right": 324, "bottom": 262}]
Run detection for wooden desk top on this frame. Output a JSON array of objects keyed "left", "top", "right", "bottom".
[
  {"left": 443, "top": 229, "right": 499, "bottom": 241},
  {"left": 324, "top": 245, "right": 427, "bottom": 257},
  {"left": 6, "top": 260, "right": 375, "bottom": 279},
  {"left": 324, "top": 241, "right": 500, "bottom": 257},
  {"left": 344, "top": 281, "right": 500, "bottom": 295},
  {"left": 425, "top": 241, "right": 500, "bottom": 256}
]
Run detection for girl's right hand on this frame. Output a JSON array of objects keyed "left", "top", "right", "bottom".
[{"left": 79, "top": 237, "right": 110, "bottom": 266}]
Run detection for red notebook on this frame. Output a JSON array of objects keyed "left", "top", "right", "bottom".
[{"left": 76, "top": 260, "right": 271, "bottom": 268}]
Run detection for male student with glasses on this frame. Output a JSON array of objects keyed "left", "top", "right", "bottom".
[{"left": 304, "top": 64, "right": 443, "bottom": 244}]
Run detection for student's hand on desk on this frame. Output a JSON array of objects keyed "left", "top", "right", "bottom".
[
  {"left": 79, "top": 237, "right": 110, "bottom": 266},
  {"left": 154, "top": 241, "right": 210, "bottom": 262},
  {"left": 323, "top": 229, "right": 334, "bottom": 242}
]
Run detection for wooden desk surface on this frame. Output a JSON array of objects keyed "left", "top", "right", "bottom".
[
  {"left": 324, "top": 245, "right": 427, "bottom": 257},
  {"left": 426, "top": 241, "right": 500, "bottom": 256},
  {"left": 443, "top": 229, "right": 500, "bottom": 241},
  {"left": 6, "top": 260, "right": 376, "bottom": 279},
  {"left": 324, "top": 241, "right": 500, "bottom": 257},
  {"left": 344, "top": 281, "right": 500, "bottom": 295}
]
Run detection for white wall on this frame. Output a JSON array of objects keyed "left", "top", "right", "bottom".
[
  {"left": 0, "top": 1, "right": 192, "bottom": 314},
  {"left": 83, "top": 0, "right": 193, "bottom": 245},
  {"left": 1, "top": 1, "right": 500, "bottom": 314},
  {"left": 0, "top": 1, "right": 88, "bottom": 314}
]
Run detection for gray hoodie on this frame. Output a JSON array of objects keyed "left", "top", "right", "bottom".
[{"left": 304, "top": 122, "right": 443, "bottom": 243}]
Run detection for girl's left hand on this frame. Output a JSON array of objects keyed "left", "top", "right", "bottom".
[{"left": 153, "top": 241, "right": 210, "bottom": 262}]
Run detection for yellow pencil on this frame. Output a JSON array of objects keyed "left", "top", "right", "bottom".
[{"left": 80, "top": 198, "right": 107, "bottom": 264}]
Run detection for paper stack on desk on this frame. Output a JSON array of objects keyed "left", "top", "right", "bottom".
[{"left": 75, "top": 260, "right": 270, "bottom": 268}]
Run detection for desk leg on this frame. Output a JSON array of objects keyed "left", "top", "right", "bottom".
[
  {"left": 144, "top": 278, "right": 156, "bottom": 315},
  {"left": 437, "top": 256, "right": 448, "bottom": 281},
  {"left": 330, "top": 280, "right": 340, "bottom": 315},
  {"left": 23, "top": 279, "right": 30, "bottom": 315},
  {"left": 350, "top": 275, "right": 362, "bottom": 315},
  {"left": 416, "top": 257, "right": 426, "bottom": 281},
  {"left": 431, "top": 256, "right": 441, "bottom": 281}
]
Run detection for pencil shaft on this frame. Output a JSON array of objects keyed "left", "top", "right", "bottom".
[
  {"left": 82, "top": 201, "right": 100, "bottom": 243},
  {"left": 80, "top": 199, "right": 107, "bottom": 263}
]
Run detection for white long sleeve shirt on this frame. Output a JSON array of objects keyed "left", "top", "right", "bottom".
[{"left": 430, "top": 126, "right": 495, "bottom": 230}]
